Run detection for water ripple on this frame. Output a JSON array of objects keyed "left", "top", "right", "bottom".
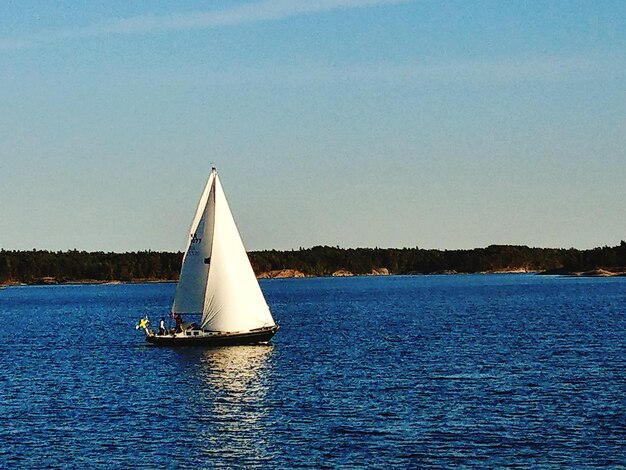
[{"left": 0, "top": 277, "right": 625, "bottom": 467}]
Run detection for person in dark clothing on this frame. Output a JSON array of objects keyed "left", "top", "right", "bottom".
[{"left": 174, "top": 313, "right": 184, "bottom": 333}]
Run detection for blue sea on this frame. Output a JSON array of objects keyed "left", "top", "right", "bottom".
[{"left": 1, "top": 275, "right": 624, "bottom": 468}]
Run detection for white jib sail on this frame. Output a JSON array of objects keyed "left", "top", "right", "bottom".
[{"left": 173, "top": 169, "right": 275, "bottom": 332}]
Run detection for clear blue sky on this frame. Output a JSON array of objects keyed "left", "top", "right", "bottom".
[{"left": 1, "top": 0, "right": 624, "bottom": 252}]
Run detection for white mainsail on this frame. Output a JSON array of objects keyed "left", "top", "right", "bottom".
[
  {"left": 172, "top": 169, "right": 275, "bottom": 333},
  {"left": 171, "top": 171, "right": 215, "bottom": 315}
]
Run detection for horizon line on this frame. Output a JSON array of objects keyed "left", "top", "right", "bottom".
[{"left": 2, "top": 241, "right": 624, "bottom": 254}]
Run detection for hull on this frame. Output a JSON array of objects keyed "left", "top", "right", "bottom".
[{"left": 145, "top": 325, "right": 278, "bottom": 347}]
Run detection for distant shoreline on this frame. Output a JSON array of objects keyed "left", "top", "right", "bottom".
[
  {"left": 1, "top": 243, "right": 625, "bottom": 286},
  {"left": 2, "top": 268, "right": 625, "bottom": 288},
  {"left": 0, "top": 278, "right": 177, "bottom": 287}
]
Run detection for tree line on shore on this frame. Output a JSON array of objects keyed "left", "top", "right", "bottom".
[{"left": 1, "top": 242, "right": 625, "bottom": 284}]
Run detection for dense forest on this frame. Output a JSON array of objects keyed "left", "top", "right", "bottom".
[
  {"left": 1, "top": 242, "right": 625, "bottom": 284},
  {"left": 0, "top": 250, "right": 182, "bottom": 284},
  {"left": 251, "top": 242, "right": 626, "bottom": 277}
]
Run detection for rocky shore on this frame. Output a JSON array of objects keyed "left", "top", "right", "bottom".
[
  {"left": 255, "top": 267, "right": 392, "bottom": 278},
  {"left": 257, "top": 269, "right": 306, "bottom": 279},
  {"left": 538, "top": 267, "right": 626, "bottom": 277}
]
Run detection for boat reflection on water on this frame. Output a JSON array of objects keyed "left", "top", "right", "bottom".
[
  {"left": 197, "top": 344, "right": 274, "bottom": 395},
  {"left": 192, "top": 345, "right": 277, "bottom": 465}
]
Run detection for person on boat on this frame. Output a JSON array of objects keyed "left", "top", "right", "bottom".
[
  {"left": 158, "top": 317, "right": 166, "bottom": 335},
  {"left": 135, "top": 316, "right": 154, "bottom": 336},
  {"left": 174, "top": 313, "right": 184, "bottom": 333}
]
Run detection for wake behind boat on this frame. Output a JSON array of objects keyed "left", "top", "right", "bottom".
[{"left": 137, "top": 167, "right": 278, "bottom": 346}]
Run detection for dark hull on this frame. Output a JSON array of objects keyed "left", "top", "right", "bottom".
[{"left": 145, "top": 325, "right": 279, "bottom": 347}]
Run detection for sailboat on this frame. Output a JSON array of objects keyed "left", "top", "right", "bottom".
[{"left": 140, "top": 167, "right": 278, "bottom": 346}]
